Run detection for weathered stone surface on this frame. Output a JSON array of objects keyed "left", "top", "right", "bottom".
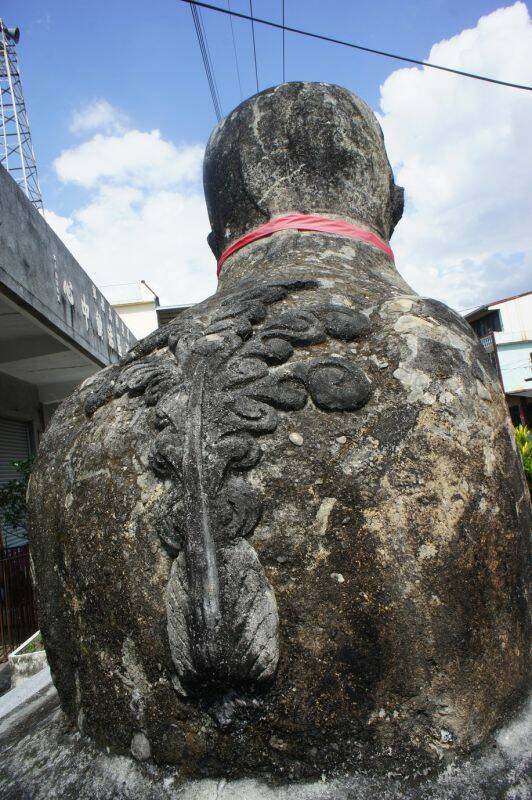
[
  {"left": 28, "top": 83, "right": 530, "bottom": 780},
  {"left": 0, "top": 679, "right": 531, "bottom": 798}
]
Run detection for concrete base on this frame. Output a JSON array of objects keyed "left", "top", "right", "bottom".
[
  {"left": 0, "top": 671, "right": 530, "bottom": 800},
  {"left": 8, "top": 650, "right": 48, "bottom": 688}
]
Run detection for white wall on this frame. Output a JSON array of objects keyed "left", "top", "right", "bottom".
[
  {"left": 492, "top": 293, "right": 532, "bottom": 345},
  {"left": 491, "top": 293, "right": 532, "bottom": 394},
  {"left": 105, "top": 282, "right": 160, "bottom": 341},
  {"left": 497, "top": 341, "right": 532, "bottom": 394},
  {"left": 113, "top": 302, "right": 158, "bottom": 340}
]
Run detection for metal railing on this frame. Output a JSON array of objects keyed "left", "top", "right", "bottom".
[{"left": 0, "top": 544, "right": 37, "bottom": 661}]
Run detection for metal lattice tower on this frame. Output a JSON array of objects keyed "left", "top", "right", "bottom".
[{"left": 0, "top": 21, "right": 43, "bottom": 210}]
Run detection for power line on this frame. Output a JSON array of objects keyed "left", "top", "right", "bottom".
[
  {"left": 189, "top": 3, "right": 222, "bottom": 121},
  {"left": 282, "top": 0, "right": 285, "bottom": 83},
  {"left": 198, "top": 5, "right": 218, "bottom": 96},
  {"left": 249, "top": 0, "right": 259, "bottom": 93},
  {"left": 457, "top": 305, "right": 481, "bottom": 313},
  {"left": 190, "top": 4, "right": 221, "bottom": 119},
  {"left": 181, "top": 0, "right": 532, "bottom": 92},
  {"left": 197, "top": 5, "right": 222, "bottom": 117},
  {"left": 227, "top": 0, "right": 243, "bottom": 100}
]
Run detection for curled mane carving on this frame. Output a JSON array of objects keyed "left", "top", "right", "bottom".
[{"left": 85, "top": 279, "right": 373, "bottom": 701}]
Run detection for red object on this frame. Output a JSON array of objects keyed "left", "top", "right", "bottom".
[{"left": 216, "top": 213, "right": 394, "bottom": 277}]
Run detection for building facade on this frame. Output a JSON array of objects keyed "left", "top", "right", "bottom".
[
  {"left": 105, "top": 281, "right": 160, "bottom": 340},
  {"left": 465, "top": 291, "right": 532, "bottom": 426},
  {"left": 0, "top": 164, "right": 135, "bottom": 549},
  {"left": 107, "top": 281, "right": 191, "bottom": 338}
]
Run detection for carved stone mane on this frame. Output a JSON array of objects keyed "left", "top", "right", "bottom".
[{"left": 86, "top": 280, "right": 372, "bottom": 699}]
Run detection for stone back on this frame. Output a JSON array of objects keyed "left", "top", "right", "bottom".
[{"left": 28, "top": 82, "right": 530, "bottom": 779}]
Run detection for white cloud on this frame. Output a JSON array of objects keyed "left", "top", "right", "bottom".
[
  {"left": 70, "top": 99, "right": 128, "bottom": 135},
  {"left": 54, "top": 130, "right": 204, "bottom": 189},
  {"left": 47, "top": 125, "right": 215, "bottom": 306},
  {"left": 379, "top": 2, "right": 532, "bottom": 311},
  {"left": 48, "top": 3, "right": 532, "bottom": 317}
]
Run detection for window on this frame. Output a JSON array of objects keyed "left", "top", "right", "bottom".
[{"left": 0, "top": 417, "right": 33, "bottom": 549}]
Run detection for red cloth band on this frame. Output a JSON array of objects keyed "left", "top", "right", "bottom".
[{"left": 216, "top": 213, "right": 394, "bottom": 277}]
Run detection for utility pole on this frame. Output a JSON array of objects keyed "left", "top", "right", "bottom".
[{"left": 0, "top": 21, "right": 43, "bottom": 210}]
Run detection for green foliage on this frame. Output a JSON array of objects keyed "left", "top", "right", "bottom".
[
  {"left": 514, "top": 425, "right": 532, "bottom": 481},
  {"left": 23, "top": 633, "right": 44, "bottom": 653},
  {"left": 0, "top": 457, "right": 34, "bottom": 531}
]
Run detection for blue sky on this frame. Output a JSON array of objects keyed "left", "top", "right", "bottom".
[
  {"left": 2, "top": 1, "right": 532, "bottom": 310},
  {"left": 5, "top": 0, "right": 517, "bottom": 209}
]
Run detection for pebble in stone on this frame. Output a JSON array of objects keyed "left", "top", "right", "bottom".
[
  {"left": 289, "top": 432, "right": 304, "bottom": 446},
  {"left": 331, "top": 573, "right": 345, "bottom": 583},
  {"left": 336, "top": 436, "right": 347, "bottom": 444},
  {"left": 130, "top": 732, "right": 151, "bottom": 762},
  {"left": 269, "top": 735, "right": 289, "bottom": 752}
]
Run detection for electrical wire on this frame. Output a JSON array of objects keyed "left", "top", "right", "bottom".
[
  {"left": 190, "top": 3, "right": 222, "bottom": 121},
  {"left": 282, "top": 0, "right": 285, "bottom": 83},
  {"left": 197, "top": 5, "right": 222, "bottom": 116},
  {"left": 181, "top": 0, "right": 532, "bottom": 92},
  {"left": 456, "top": 305, "right": 483, "bottom": 313},
  {"left": 190, "top": 4, "right": 221, "bottom": 119},
  {"left": 249, "top": 0, "right": 259, "bottom": 93},
  {"left": 228, "top": 0, "right": 243, "bottom": 100},
  {"left": 198, "top": 6, "right": 219, "bottom": 97}
]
